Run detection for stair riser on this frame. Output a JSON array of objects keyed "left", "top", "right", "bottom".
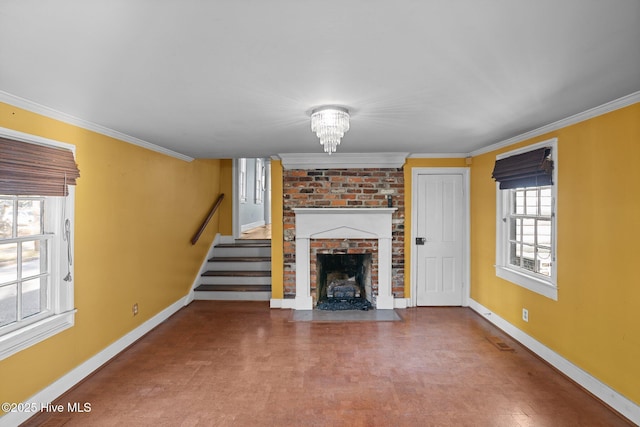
[
  {"left": 213, "top": 247, "right": 271, "bottom": 257},
  {"left": 199, "top": 276, "right": 271, "bottom": 285},
  {"left": 207, "top": 261, "right": 271, "bottom": 271},
  {"left": 194, "top": 291, "right": 271, "bottom": 301}
]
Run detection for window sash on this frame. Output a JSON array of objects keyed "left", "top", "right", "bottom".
[{"left": 1, "top": 197, "right": 54, "bottom": 333}]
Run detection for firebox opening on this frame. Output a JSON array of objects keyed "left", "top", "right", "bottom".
[{"left": 316, "top": 253, "right": 373, "bottom": 311}]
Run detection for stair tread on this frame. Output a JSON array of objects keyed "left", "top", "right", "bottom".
[
  {"left": 208, "top": 256, "right": 271, "bottom": 262},
  {"left": 195, "top": 284, "right": 271, "bottom": 292},
  {"left": 215, "top": 243, "right": 271, "bottom": 248},
  {"left": 201, "top": 270, "right": 271, "bottom": 277}
]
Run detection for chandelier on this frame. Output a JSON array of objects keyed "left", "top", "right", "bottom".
[{"left": 310, "top": 106, "right": 350, "bottom": 155}]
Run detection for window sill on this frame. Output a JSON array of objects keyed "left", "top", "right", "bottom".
[
  {"left": 496, "top": 266, "right": 558, "bottom": 301},
  {"left": 0, "top": 310, "right": 76, "bottom": 361}
]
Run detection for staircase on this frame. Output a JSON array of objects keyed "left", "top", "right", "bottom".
[{"left": 194, "top": 237, "right": 271, "bottom": 301}]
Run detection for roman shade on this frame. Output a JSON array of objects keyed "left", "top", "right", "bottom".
[
  {"left": 492, "top": 147, "right": 553, "bottom": 189},
  {"left": 0, "top": 137, "right": 80, "bottom": 196}
]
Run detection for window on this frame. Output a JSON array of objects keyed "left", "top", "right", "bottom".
[
  {"left": 494, "top": 139, "right": 558, "bottom": 300},
  {"left": 255, "top": 158, "right": 264, "bottom": 204},
  {"left": 0, "top": 197, "right": 49, "bottom": 330},
  {"left": 0, "top": 132, "right": 78, "bottom": 360},
  {"left": 239, "top": 158, "right": 247, "bottom": 204}
]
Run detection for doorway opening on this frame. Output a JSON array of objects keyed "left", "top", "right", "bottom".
[{"left": 235, "top": 158, "right": 271, "bottom": 240}]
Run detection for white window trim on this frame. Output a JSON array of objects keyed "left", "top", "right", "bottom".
[
  {"left": 0, "top": 128, "right": 76, "bottom": 361},
  {"left": 239, "top": 158, "right": 247, "bottom": 204},
  {"left": 495, "top": 138, "right": 558, "bottom": 301},
  {"left": 255, "top": 158, "right": 264, "bottom": 204}
]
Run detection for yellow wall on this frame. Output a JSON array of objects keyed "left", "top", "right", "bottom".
[
  {"left": 470, "top": 103, "right": 640, "bottom": 404},
  {"left": 218, "top": 159, "right": 234, "bottom": 236},
  {"left": 0, "top": 103, "right": 223, "bottom": 408},
  {"left": 403, "top": 158, "right": 469, "bottom": 297},
  {"left": 270, "top": 160, "right": 284, "bottom": 299}
]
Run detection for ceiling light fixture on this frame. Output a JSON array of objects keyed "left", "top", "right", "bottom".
[{"left": 310, "top": 106, "right": 350, "bottom": 155}]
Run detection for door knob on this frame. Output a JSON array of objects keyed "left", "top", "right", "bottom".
[{"left": 416, "top": 237, "right": 426, "bottom": 245}]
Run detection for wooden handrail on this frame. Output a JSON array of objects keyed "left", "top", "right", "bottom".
[{"left": 191, "top": 193, "right": 225, "bottom": 245}]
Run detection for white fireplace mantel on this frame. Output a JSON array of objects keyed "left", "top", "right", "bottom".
[{"left": 293, "top": 208, "right": 397, "bottom": 310}]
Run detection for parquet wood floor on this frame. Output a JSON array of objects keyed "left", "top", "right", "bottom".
[{"left": 23, "top": 302, "right": 632, "bottom": 426}]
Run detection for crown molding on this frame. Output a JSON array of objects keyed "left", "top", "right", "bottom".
[
  {"left": 275, "top": 152, "right": 408, "bottom": 170},
  {"left": 0, "top": 90, "right": 194, "bottom": 162},
  {"left": 407, "top": 152, "right": 468, "bottom": 158},
  {"left": 470, "top": 91, "right": 640, "bottom": 157}
]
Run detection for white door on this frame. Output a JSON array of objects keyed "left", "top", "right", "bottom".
[{"left": 415, "top": 174, "right": 464, "bottom": 306}]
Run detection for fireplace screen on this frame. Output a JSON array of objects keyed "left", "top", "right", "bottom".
[{"left": 316, "top": 253, "right": 373, "bottom": 310}]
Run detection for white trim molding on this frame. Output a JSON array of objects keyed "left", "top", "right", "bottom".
[
  {"left": 0, "top": 90, "right": 194, "bottom": 162},
  {"left": 270, "top": 298, "right": 295, "bottom": 309},
  {"left": 471, "top": 91, "right": 640, "bottom": 157},
  {"left": 241, "top": 220, "right": 266, "bottom": 232},
  {"left": 0, "top": 297, "right": 188, "bottom": 427},
  {"left": 468, "top": 299, "right": 640, "bottom": 426},
  {"left": 275, "top": 153, "right": 408, "bottom": 170},
  {"left": 407, "top": 152, "right": 468, "bottom": 158}
]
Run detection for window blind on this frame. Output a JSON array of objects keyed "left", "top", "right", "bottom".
[
  {"left": 491, "top": 147, "right": 553, "bottom": 189},
  {"left": 0, "top": 137, "right": 80, "bottom": 196}
]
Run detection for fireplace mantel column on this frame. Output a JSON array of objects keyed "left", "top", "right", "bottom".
[
  {"left": 376, "top": 236, "right": 395, "bottom": 309},
  {"left": 294, "top": 236, "right": 313, "bottom": 310}
]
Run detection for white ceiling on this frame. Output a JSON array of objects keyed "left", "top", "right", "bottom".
[{"left": 1, "top": 0, "right": 639, "bottom": 159}]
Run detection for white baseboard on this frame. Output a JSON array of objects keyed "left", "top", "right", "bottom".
[
  {"left": 0, "top": 297, "right": 187, "bottom": 427},
  {"left": 241, "top": 220, "right": 266, "bottom": 232},
  {"left": 270, "top": 298, "right": 295, "bottom": 309},
  {"left": 468, "top": 298, "right": 639, "bottom": 425},
  {"left": 394, "top": 298, "right": 409, "bottom": 309}
]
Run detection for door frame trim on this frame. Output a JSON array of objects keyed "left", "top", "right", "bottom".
[{"left": 410, "top": 167, "right": 470, "bottom": 307}]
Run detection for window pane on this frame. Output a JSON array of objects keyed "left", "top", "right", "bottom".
[
  {"left": 22, "top": 277, "right": 46, "bottom": 318},
  {"left": 514, "top": 190, "right": 525, "bottom": 214},
  {"left": 22, "top": 239, "right": 46, "bottom": 279},
  {"left": 0, "top": 243, "right": 18, "bottom": 284},
  {"left": 525, "top": 189, "right": 538, "bottom": 215},
  {"left": 0, "top": 284, "right": 17, "bottom": 327},
  {"left": 0, "top": 199, "right": 14, "bottom": 239},
  {"left": 521, "top": 244, "right": 536, "bottom": 271},
  {"left": 538, "top": 220, "right": 552, "bottom": 246},
  {"left": 522, "top": 218, "right": 535, "bottom": 244},
  {"left": 540, "top": 187, "right": 552, "bottom": 216},
  {"left": 509, "top": 218, "right": 520, "bottom": 241},
  {"left": 537, "top": 247, "right": 552, "bottom": 276},
  {"left": 18, "top": 199, "right": 43, "bottom": 236},
  {"left": 509, "top": 242, "right": 519, "bottom": 266}
]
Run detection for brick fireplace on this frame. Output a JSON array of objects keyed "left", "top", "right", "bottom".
[
  {"left": 293, "top": 207, "right": 396, "bottom": 309},
  {"left": 278, "top": 153, "right": 406, "bottom": 310}
]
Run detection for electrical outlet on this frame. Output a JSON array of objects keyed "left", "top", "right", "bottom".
[
  {"left": 132, "top": 303, "right": 139, "bottom": 316},
  {"left": 522, "top": 308, "right": 529, "bottom": 322}
]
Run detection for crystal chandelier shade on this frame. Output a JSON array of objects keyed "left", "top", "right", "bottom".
[{"left": 310, "top": 106, "right": 350, "bottom": 155}]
